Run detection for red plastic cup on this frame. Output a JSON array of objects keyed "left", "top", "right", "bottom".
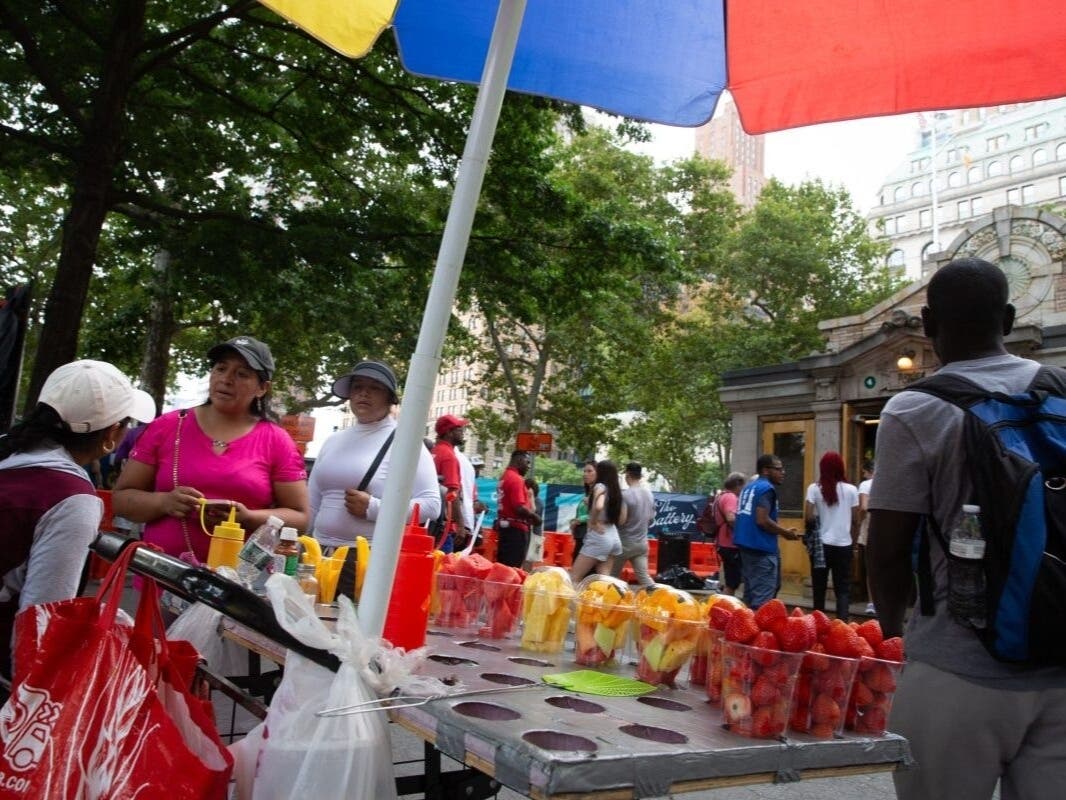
[
  {"left": 721, "top": 640, "right": 804, "bottom": 739},
  {"left": 846, "top": 656, "right": 905, "bottom": 736},
  {"left": 789, "top": 650, "right": 860, "bottom": 739}
]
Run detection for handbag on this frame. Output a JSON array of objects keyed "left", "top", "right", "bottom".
[
  {"left": 804, "top": 516, "right": 826, "bottom": 570},
  {"left": 336, "top": 431, "right": 395, "bottom": 601},
  {"left": 0, "top": 542, "right": 233, "bottom": 799}
]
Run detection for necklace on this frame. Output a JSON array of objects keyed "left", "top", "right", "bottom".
[{"left": 212, "top": 439, "right": 228, "bottom": 450}]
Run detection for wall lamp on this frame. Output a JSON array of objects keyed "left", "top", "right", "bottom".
[{"left": 896, "top": 349, "right": 916, "bottom": 371}]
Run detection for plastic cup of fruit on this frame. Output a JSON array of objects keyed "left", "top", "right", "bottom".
[
  {"left": 520, "top": 589, "right": 573, "bottom": 653},
  {"left": 702, "top": 628, "right": 726, "bottom": 703},
  {"left": 480, "top": 579, "right": 523, "bottom": 639},
  {"left": 721, "top": 640, "right": 805, "bottom": 739},
  {"left": 788, "top": 650, "right": 860, "bottom": 739},
  {"left": 634, "top": 612, "right": 704, "bottom": 687},
  {"left": 845, "top": 656, "right": 904, "bottom": 736},
  {"left": 431, "top": 573, "right": 482, "bottom": 631},
  {"left": 572, "top": 575, "right": 634, "bottom": 667}
]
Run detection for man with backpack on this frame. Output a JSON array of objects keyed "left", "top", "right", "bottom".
[{"left": 868, "top": 257, "right": 1066, "bottom": 800}]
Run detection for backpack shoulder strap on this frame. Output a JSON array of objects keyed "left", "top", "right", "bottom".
[
  {"left": 1028, "top": 365, "right": 1066, "bottom": 397},
  {"left": 905, "top": 372, "right": 989, "bottom": 409}
]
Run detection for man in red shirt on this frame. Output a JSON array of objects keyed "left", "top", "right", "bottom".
[
  {"left": 495, "top": 450, "right": 541, "bottom": 567},
  {"left": 432, "top": 414, "right": 468, "bottom": 551}
]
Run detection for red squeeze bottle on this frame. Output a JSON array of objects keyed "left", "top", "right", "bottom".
[{"left": 383, "top": 504, "right": 436, "bottom": 651}]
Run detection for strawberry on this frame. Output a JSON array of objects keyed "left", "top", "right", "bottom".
[
  {"left": 779, "top": 615, "right": 816, "bottom": 652},
  {"left": 752, "top": 630, "right": 781, "bottom": 663},
  {"left": 754, "top": 599, "right": 787, "bottom": 632},
  {"left": 810, "top": 722, "right": 837, "bottom": 739},
  {"left": 823, "top": 619, "right": 863, "bottom": 657},
  {"left": 876, "top": 636, "right": 905, "bottom": 663},
  {"left": 810, "top": 609, "right": 831, "bottom": 640},
  {"left": 709, "top": 604, "right": 735, "bottom": 631},
  {"left": 811, "top": 693, "right": 842, "bottom": 726},
  {"left": 858, "top": 706, "right": 887, "bottom": 735},
  {"left": 851, "top": 680, "right": 874, "bottom": 707},
  {"left": 855, "top": 636, "right": 876, "bottom": 660},
  {"left": 866, "top": 663, "right": 898, "bottom": 694},
  {"left": 856, "top": 619, "right": 884, "bottom": 648},
  {"left": 803, "top": 642, "right": 831, "bottom": 672},
  {"left": 813, "top": 668, "right": 849, "bottom": 702},
  {"left": 723, "top": 692, "right": 752, "bottom": 722},
  {"left": 751, "top": 675, "right": 780, "bottom": 707},
  {"left": 751, "top": 706, "right": 778, "bottom": 738},
  {"left": 724, "top": 607, "right": 759, "bottom": 643},
  {"left": 789, "top": 707, "right": 810, "bottom": 733}
]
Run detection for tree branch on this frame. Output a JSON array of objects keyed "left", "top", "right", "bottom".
[
  {"left": 0, "top": 2, "right": 88, "bottom": 131},
  {"left": 0, "top": 122, "right": 77, "bottom": 159},
  {"left": 136, "top": 0, "right": 257, "bottom": 80}
]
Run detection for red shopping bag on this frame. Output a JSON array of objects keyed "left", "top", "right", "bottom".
[{"left": 0, "top": 542, "right": 232, "bottom": 799}]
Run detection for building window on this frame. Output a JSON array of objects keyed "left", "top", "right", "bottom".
[
  {"left": 921, "top": 241, "right": 937, "bottom": 262},
  {"left": 1024, "top": 123, "right": 1047, "bottom": 141},
  {"left": 946, "top": 148, "right": 958, "bottom": 163},
  {"left": 1007, "top": 187, "right": 1020, "bottom": 205},
  {"left": 987, "top": 160, "right": 1003, "bottom": 177},
  {"left": 1033, "top": 149, "right": 1048, "bottom": 166},
  {"left": 911, "top": 181, "right": 925, "bottom": 196},
  {"left": 971, "top": 196, "right": 984, "bottom": 215},
  {"left": 947, "top": 172, "right": 961, "bottom": 188},
  {"left": 894, "top": 185, "right": 907, "bottom": 202},
  {"left": 1009, "top": 155, "right": 1024, "bottom": 173},
  {"left": 1057, "top": 142, "right": 1066, "bottom": 160},
  {"left": 968, "top": 166, "right": 982, "bottom": 183},
  {"left": 1021, "top": 184, "right": 1035, "bottom": 204},
  {"left": 886, "top": 249, "right": 906, "bottom": 269},
  {"left": 883, "top": 217, "right": 896, "bottom": 235},
  {"left": 986, "top": 134, "right": 1008, "bottom": 151},
  {"left": 1060, "top": 176, "right": 1066, "bottom": 196},
  {"left": 919, "top": 208, "right": 931, "bottom": 227},
  {"left": 957, "top": 199, "right": 970, "bottom": 218}
]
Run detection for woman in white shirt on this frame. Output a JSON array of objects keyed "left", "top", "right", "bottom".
[
  {"left": 308, "top": 361, "right": 440, "bottom": 547},
  {"left": 804, "top": 451, "right": 860, "bottom": 620}
]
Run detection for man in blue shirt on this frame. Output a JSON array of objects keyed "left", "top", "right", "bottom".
[{"left": 733, "top": 454, "right": 799, "bottom": 609}]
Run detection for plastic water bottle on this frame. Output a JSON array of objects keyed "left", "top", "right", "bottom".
[
  {"left": 236, "top": 514, "right": 284, "bottom": 588},
  {"left": 947, "top": 504, "right": 986, "bottom": 629}
]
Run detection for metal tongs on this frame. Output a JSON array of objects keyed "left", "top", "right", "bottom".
[{"left": 317, "top": 682, "right": 542, "bottom": 717}]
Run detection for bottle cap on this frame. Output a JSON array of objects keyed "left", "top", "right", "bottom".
[
  {"left": 279, "top": 526, "right": 298, "bottom": 541},
  {"left": 962, "top": 504, "right": 980, "bottom": 513},
  {"left": 213, "top": 505, "right": 244, "bottom": 541},
  {"left": 267, "top": 514, "right": 284, "bottom": 529}
]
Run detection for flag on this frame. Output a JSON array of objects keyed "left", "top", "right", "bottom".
[{"left": 257, "top": 0, "right": 397, "bottom": 57}]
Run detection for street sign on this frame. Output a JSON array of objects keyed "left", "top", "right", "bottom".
[{"left": 516, "top": 431, "right": 553, "bottom": 453}]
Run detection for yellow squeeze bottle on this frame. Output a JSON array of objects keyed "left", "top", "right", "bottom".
[{"left": 207, "top": 505, "right": 245, "bottom": 570}]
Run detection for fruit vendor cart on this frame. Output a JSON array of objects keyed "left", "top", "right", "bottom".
[{"left": 92, "top": 533, "right": 911, "bottom": 799}]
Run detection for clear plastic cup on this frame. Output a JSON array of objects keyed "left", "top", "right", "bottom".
[
  {"left": 317, "top": 556, "right": 343, "bottom": 605},
  {"left": 520, "top": 566, "right": 575, "bottom": 654},
  {"left": 573, "top": 575, "right": 634, "bottom": 666},
  {"left": 846, "top": 656, "right": 905, "bottom": 736},
  {"left": 702, "top": 628, "right": 726, "bottom": 703},
  {"left": 634, "top": 613, "right": 704, "bottom": 687},
  {"left": 721, "top": 640, "right": 804, "bottom": 739},
  {"left": 480, "top": 579, "right": 523, "bottom": 639},
  {"left": 431, "top": 573, "right": 482, "bottom": 631},
  {"left": 789, "top": 650, "right": 860, "bottom": 739}
]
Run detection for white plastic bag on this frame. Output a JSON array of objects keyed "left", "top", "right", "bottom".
[
  {"left": 236, "top": 576, "right": 397, "bottom": 800},
  {"left": 166, "top": 601, "right": 249, "bottom": 677}
]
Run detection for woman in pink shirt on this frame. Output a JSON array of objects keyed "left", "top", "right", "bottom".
[{"left": 114, "top": 336, "right": 307, "bottom": 564}]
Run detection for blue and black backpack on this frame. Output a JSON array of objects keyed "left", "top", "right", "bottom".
[{"left": 909, "top": 365, "right": 1066, "bottom": 666}]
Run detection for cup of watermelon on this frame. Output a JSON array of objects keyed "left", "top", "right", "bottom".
[
  {"left": 479, "top": 562, "right": 526, "bottom": 639},
  {"left": 573, "top": 575, "right": 635, "bottom": 666},
  {"left": 431, "top": 552, "right": 492, "bottom": 630}
]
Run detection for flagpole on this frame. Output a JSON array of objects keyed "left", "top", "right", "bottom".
[
  {"left": 359, "top": 0, "right": 528, "bottom": 637},
  {"left": 929, "top": 112, "right": 941, "bottom": 253}
]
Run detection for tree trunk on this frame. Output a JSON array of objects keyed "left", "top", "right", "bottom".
[
  {"left": 138, "top": 250, "right": 175, "bottom": 411},
  {"left": 24, "top": 1, "right": 146, "bottom": 410}
]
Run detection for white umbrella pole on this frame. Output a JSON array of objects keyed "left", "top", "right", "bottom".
[{"left": 359, "top": 0, "right": 529, "bottom": 637}]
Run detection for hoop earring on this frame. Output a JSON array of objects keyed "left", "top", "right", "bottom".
[{"left": 102, "top": 440, "right": 115, "bottom": 454}]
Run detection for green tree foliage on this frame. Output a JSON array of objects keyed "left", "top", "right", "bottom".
[
  {"left": 0, "top": 1, "right": 566, "bottom": 408},
  {"left": 616, "top": 178, "right": 903, "bottom": 491}
]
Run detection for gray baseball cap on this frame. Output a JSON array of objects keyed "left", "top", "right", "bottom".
[
  {"left": 207, "top": 335, "right": 275, "bottom": 379},
  {"left": 331, "top": 360, "right": 399, "bottom": 404}
]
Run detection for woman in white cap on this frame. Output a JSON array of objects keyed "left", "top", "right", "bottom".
[
  {"left": 0, "top": 359, "right": 155, "bottom": 684},
  {"left": 308, "top": 360, "right": 440, "bottom": 546},
  {"left": 114, "top": 335, "right": 308, "bottom": 564}
]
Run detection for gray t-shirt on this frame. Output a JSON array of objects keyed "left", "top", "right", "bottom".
[
  {"left": 869, "top": 353, "right": 1066, "bottom": 688},
  {"left": 618, "top": 484, "right": 655, "bottom": 547}
]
